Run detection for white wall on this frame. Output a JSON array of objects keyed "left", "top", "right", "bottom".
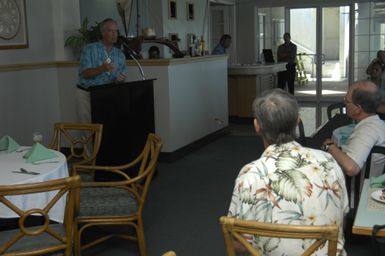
[
  {"left": 0, "top": 68, "right": 62, "bottom": 145},
  {"left": 126, "top": 57, "right": 229, "bottom": 152},
  {"left": 236, "top": 1, "right": 257, "bottom": 64},
  {"left": 160, "top": 0, "right": 209, "bottom": 57},
  {"left": 0, "top": 0, "right": 80, "bottom": 145},
  {"left": 54, "top": 0, "right": 81, "bottom": 60},
  {"left": 78, "top": 0, "right": 209, "bottom": 57}
]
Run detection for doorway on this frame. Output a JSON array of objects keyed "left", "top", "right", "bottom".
[
  {"left": 288, "top": 6, "right": 351, "bottom": 134},
  {"left": 209, "top": 2, "right": 236, "bottom": 63}
]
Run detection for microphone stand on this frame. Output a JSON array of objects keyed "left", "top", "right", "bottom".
[{"left": 121, "top": 40, "right": 146, "bottom": 80}]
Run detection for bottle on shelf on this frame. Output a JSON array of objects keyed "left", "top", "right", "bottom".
[{"left": 200, "top": 36, "right": 205, "bottom": 56}]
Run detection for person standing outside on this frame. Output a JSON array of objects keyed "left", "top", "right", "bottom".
[
  {"left": 228, "top": 89, "right": 348, "bottom": 255},
  {"left": 366, "top": 50, "right": 385, "bottom": 76},
  {"left": 277, "top": 32, "right": 297, "bottom": 95},
  {"left": 369, "top": 60, "right": 385, "bottom": 115},
  {"left": 369, "top": 60, "right": 385, "bottom": 92},
  {"left": 76, "top": 18, "right": 128, "bottom": 123},
  {"left": 211, "top": 34, "right": 232, "bottom": 55}
]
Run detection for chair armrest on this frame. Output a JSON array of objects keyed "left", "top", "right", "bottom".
[{"left": 365, "top": 146, "right": 385, "bottom": 179}]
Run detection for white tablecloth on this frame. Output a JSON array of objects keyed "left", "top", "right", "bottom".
[{"left": 0, "top": 146, "right": 68, "bottom": 223}]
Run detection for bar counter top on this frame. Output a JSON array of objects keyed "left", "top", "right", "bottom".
[{"left": 228, "top": 62, "right": 286, "bottom": 75}]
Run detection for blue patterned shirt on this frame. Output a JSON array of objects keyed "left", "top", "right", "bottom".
[
  {"left": 211, "top": 43, "right": 227, "bottom": 55},
  {"left": 78, "top": 41, "right": 128, "bottom": 88}
]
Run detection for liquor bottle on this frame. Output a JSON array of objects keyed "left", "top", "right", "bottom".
[
  {"left": 196, "top": 38, "right": 201, "bottom": 56},
  {"left": 200, "top": 36, "right": 205, "bottom": 56}
]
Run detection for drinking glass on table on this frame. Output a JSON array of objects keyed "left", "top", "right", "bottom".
[{"left": 32, "top": 132, "right": 43, "bottom": 144}]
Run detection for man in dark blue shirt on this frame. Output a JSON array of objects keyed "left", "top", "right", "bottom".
[{"left": 212, "top": 34, "right": 232, "bottom": 55}]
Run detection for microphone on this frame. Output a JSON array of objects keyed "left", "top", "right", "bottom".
[{"left": 120, "top": 39, "right": 146, "bottom": 80}]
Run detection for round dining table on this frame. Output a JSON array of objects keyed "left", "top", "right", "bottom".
[{"left": 0, "top": 146, "right": 68, "bottom": 223}]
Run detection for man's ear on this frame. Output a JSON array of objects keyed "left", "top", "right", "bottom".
[{"left": 254, "top": 118, "right": 261, "bottom": 134}]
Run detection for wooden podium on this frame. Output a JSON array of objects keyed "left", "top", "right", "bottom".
[{"left": 90, "top": 79, "right": 155, "bottom": 179}]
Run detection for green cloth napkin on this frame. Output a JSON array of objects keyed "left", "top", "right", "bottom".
[
  {"left": 23, "top": 142, "right": 57, "bottom": 163},
  {"left": 370, "top": 173, "right": 385, "bottom": 188},
  {"left": 0, "top": 135, "right": 20, "bottom": 153}
]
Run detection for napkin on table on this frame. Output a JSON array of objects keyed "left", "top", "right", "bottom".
[
  {"left": 23, "top": 142, "right": 57, "bottom": 163},
  {"left": 370, "top": 173, "right": 385, "bottom": 188},
  {"left": 0, "top": 135, "right": 20, "bottom": 153},
  {"left": 339, "top": 124, "right": 355, "bottom": 145}
]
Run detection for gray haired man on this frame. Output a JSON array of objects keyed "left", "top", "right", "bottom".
[{"left": 228, "top": 89, "right": 348, "bottom": 255}]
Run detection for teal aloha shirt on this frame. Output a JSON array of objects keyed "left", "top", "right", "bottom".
[
  {"left": 78, "top": 41, "right": 128, "bottom": 88},
  {"left": 228, "top": 141, "right": 349, "bottom": 256}
]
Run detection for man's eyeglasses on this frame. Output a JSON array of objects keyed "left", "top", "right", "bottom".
[{"left": 344, "top": 96, "right": 353, "bottom": 104}]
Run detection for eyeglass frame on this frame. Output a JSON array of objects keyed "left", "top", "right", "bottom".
[{"left": 344, "top": 96, "right": 354, "bottom": 105}]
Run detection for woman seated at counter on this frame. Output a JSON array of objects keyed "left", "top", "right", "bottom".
[
  {"left": 148, "top": 46, "right": 160, "bottom": 59},
  {"left": 369, "top": 60, "right": 385, "bottom": 117}
]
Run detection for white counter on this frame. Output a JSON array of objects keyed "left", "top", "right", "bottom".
[
  {"left": 228, "top": 63, "right": 286, "bottom": 118},
  {"left": 228, "top": 63, "right": 286, "bottom": 75},
  {"left": 126, "top": 55, "right": 229, "bottom": 154}
]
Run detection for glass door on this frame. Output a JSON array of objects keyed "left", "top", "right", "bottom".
[{"left": 289, "top": 6, "right": 350, "bottom": 134}]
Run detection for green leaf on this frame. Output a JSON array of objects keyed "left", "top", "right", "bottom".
[
  {"left": 64, "top": 17, "right": 101, "bottom": 48},
  {"left": 271, "top": 170, "right": 313, "bottom": 203}
]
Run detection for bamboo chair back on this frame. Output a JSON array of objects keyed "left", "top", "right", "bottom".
[
  {"left": 220, "top": 216, "right": 339, "bottom": 256},
  {"left": 162, "top": 251, "right": 177, "bottom": 256},
  {"left": 49, "top": 122, "right": 103, "bottom": 174},
  {"left": 327, "top": 102, "right": 346, "bottom": 121},
  {"left": 73, "top": 133, "right": 162, "bottom": 256},
  {"left": 0, "top": 176, "right": 80, "bottom": 255}
]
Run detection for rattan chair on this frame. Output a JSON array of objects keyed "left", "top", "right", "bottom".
[
  {"left": 327, "top": 102, "right": 346, "bottom": 121},
  {"left": 0, "top": 176, "right": 80, "bottom": 255},
  {"left": 162, "top": 251, "right": 177, "bottom": 256},
  {"left": 220, "top": 216, "right": 339, "bottom": 256},
  {"left": 73, "top": 133, "right": 162, "bottom": 256},
  {"left": 49, "top": 122, "right": 103, "bottom": 175},
  {"left": 350, "top": 145, "right": 385, "bottom": 211}
]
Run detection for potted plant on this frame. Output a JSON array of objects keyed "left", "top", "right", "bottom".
[{"left": 65, "top": 18, "right": 101, "bottom": 59}]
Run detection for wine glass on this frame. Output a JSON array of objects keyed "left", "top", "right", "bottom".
[{"left": 32, "top": 132, "right": 43, "bottom": 144}]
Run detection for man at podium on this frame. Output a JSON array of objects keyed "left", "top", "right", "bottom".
[{"left": 76, "top": 18, "right": 128, "bottom": 123}]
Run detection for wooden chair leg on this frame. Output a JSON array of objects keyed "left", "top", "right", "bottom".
[
  {"left": 137, "top": 219, "right": 147, "bottom": 256},
  {"left": 74, "top": 224, "right": 81, "bottom": 256}
]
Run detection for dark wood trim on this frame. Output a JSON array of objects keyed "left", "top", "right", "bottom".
[
  {"left": 229, "top": 116, "right": 254, "bottom": 125},
  {"left": 159, "top": 126, "right": 230, "bottom": 162}
]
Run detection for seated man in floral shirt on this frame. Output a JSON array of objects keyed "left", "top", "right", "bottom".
[{"left": 228, "top": 89, "right": 349, "bottom": 255}]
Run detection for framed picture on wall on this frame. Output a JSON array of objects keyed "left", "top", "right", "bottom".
[
  {"left": 0, "top": 0, "right": 29, "bottom": 49},
  {"left": 187, "top": 2, "right": 194, "bottom": 21},
  {"left": 168, "top": 0, "right": 177, "bottom": 19},
  {"left": 187, "top": 33, "right": 195, "bottom": 47},
  {"left": 168, "top": 33, "right": 179, "bottom": 53},
  {"left": 169, "top": 33, "right": 179, "bottom": 43}
]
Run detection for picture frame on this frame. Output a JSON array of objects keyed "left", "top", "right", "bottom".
[
  {"left": 168, "top": 33, "right": 179, "bottom": 53},
  {"left": 169, "top": 33, "right": 179, "bottom": 43},
  {"left": 0, "top": 0, "right": 29, "bottom": 49},
  {"left": 187, "top": 2, "right": 194, "bottom": 21},
  {"left": 168, "top": 0, "right": 177, "bottom": 19},
  {"left": 187, "top": 33, "right": 195, "bottom": 48}
]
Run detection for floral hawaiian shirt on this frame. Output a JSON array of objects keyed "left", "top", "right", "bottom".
[{"left": 228, "top": 141, "right": 349, "bottom": 256}]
